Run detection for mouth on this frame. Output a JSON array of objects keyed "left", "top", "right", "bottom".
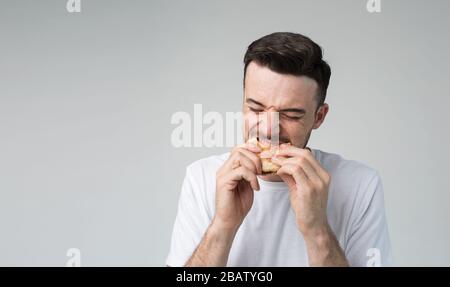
[
  {"left": 247, "top": 137, "right": 291, "bottom": 174},
  {"left": 254, "top": 136, "right": 290, "bottom": 147}
]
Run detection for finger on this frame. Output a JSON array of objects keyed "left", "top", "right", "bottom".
[
  {"left": 227, "top": 166, "right": 260, "bottom": 191},
  {"left": 224, "top": 147, "right": 262, "bottom": 174},
  {"left": 276, "top": 162, "right": 309, "bottom": 188},
  {"left": 228, "top": 147, "right": 262, "bottom": 174},
  {"left": 276, "top": 169, "right": 296, "bottom": 191},
  {"left": 271, "top": 156, "right": 321, "bottom": 184},
  {"left": 237, "top": 148, "right": 263, "bottom": 175},
  {"left": 234, "top": 154, "right": 258, "bottom": 174},
  {"left": 275, "top": 146, "right": 328, "bottom": 180}
]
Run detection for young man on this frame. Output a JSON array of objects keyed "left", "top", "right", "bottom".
[{"left": 166, "top": 32, "right": 393, "bottom": 267}]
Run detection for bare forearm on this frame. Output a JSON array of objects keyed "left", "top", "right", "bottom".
[
  {"left": 304, "top": 225, "right": 349, "bottom": 267},
  {"left": 185, "top": 220, "right": 238, "bottom": 267}
]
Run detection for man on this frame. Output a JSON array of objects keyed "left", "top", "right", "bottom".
[{"left": 166, "top": 32, "right": 393, "bottom": 267}]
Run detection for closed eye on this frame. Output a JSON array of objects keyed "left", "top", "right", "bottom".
[
  {"left": 249, "top": 107, "right": 264, "bottom": 113},
  {"left": 281, "top": 113, "right": 302, "bottom": 121}
]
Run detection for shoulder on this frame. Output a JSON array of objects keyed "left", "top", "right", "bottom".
[
  {"left": 182, "top": 152, "right": 230, "bottom": 200},
  {"left": 313, "top": 149, "right": 383, "bottom": 215},
  {"left": 185, "top": 152, "right": 230, "bottom": 177},
  {"left": 177, "top": 153, "right": 230, "bottom": 218},
  {"left": 313, "top": 149, "right": 386, "bottom": 238},
  {"left": 313, "top": 149, "right": 380, "bottom": 185}
]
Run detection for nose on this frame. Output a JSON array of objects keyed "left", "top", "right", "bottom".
[{"left": 257, "top": 110, "right": 280, "bottom": 142}]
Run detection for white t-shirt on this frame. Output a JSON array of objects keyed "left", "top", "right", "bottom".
[{"left": 166, "top": 149, "right": 393, "bottom": 267}]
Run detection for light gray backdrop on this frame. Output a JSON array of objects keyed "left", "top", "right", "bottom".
[{"left": 1, "top": 0, "right": 449, "bottom": 266}]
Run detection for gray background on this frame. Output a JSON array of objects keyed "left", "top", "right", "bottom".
[{"left": 1, "top": 0, "right": 449, "bottom": 266}]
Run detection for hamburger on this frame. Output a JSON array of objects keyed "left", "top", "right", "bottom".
[{"left": 247, "top": 137, "right": 290, "bottom": 174}]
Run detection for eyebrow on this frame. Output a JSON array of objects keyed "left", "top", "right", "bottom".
[
  {"left": 246, "top": 98, "right": 306, "bottom": 114},
  {"left": 246, "top": 98, "right": 265, "bottom": 107}
]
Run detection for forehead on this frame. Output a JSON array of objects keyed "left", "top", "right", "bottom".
[{"left": 244, "top": 62, "right": 318, "bottom": 108}]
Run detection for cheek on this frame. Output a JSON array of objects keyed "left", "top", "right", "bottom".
[
  {"left": 243, "top": 112, "right": 259, "bottom": 134},
  {"left": 283, "top": 122, "right": 308, "bottom": 143}
]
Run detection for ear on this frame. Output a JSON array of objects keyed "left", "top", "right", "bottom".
[{"left": 312, "top": 103, "right": 329, "bottom": 129}]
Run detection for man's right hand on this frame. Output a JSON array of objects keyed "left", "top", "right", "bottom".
[
  {"left": 213, "top": 143, "right": 262, "bottom": 231},
  {"left": 185, "top": 143, "right": 262, "bottom": 266}
]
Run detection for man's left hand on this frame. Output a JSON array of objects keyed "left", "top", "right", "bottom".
[{"left": 271, "top": 146, "right": 331, "bottom": 238}]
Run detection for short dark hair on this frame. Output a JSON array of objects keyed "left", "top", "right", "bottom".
[{"left": 243, "top": 32, "right": 331, "bottom": 106}]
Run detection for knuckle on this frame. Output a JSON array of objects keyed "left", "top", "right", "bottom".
[
  {"left": 246, "top": 163, "right": 256, "bottom": 172},
  {"left": 306, "top": 182, "right": 315, "bottom": 192},
  {"left": 324, "top": 175, "right": 331, "bottom": 185},
  {"left": 316, "top": 180, "right": 324, "bottom": 190},
  {"left": 298, "top": 156, "right": 307, "bottom": 165},
  {"left": 231, "top": 147, "right": 242, "bottom": 155},
  {"left": 231, "top": 153, "right": 243, "bottom": 163},
  {"left": 242, "top": 166, "right": 251, "bottom": 174},
  {"left": 299, "top": 149, "right": 308, "bottom": 156}
]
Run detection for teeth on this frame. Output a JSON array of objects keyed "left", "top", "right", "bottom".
[{"left": 248, "top": 137, "right": 288, "bottom": 151}]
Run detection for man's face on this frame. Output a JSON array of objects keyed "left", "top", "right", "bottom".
[{"left": 243, "top": 61, "right": 328, "bottom": 148}]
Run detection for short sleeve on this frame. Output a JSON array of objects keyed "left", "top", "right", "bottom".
[
  {"left": 345, "top": 172, "right": 394, "bottom": 267},
  {"left": 166, "top": 164, "right": 213, "bottom": 266}
]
